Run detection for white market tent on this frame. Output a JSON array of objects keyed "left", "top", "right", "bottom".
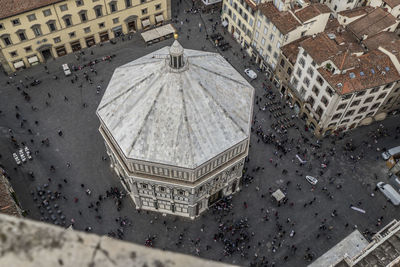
[
  {"left": 141, "top": 24, "right": 175, "bottom": 45},
  {"left": 272, "top": 189, "right": 285, "bottom": 202}
]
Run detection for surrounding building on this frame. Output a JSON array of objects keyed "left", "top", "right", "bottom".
[
  {"left": 221, "top": 0, "right": 258, "bottom": 55},
  {"left": 0, "top": 168, "right": 22, "bottom": 217},
  {"left": 319, "top": 0, "right": 365, "bottom": 16},
  {"left": 309, "top": 219, "right": 400, "bottom": 267},
  {"left": 0, "top": 0, "right": 171, "bottom": 73},
  {"left": 252, "top": 1, "right": 330, "bottom": 80},
  {"left": 97, "top": 38, "right": 254, "bottom": 219},
  {"left": 0, "top": 213, "right": 235, "bottom": 267},
  {"left": 369, "top": 0, "right": 400, "bottom": 18}
]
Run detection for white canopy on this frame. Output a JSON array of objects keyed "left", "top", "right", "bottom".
[
  {"left": 272, "top": 189, "right": 285, "bottom": 202},
  {"left": 141, "top": 24, "right": 175, "bottom": 43}
]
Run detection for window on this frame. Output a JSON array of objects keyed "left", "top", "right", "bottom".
[
  {"left": 276, "top": 41, "right": 281, "bottom": 49},
  {"left": 98, "top": 22, "right": 105, "bottom": 28},
  {"left": 63, "top": 16, "right": 72, "bottom": 27},
  {"left": 287, "top": 67, "right": 292, "bottom": 75},
  {"left": 84, "top": 27, "right": 91, "bottom": 33},
  {"left": 364, "top": 97, "right": 373, "bottom": 103},
  {"left": 299, "top": 58, "right": 305, "bottom": 68},
  {"left": 142, "top": 184, "right": 147, "bottom": 189},
  {"left": 125, "top": 0, "right": 132, "bottom": 7},
  {"left": 325, "top": 87, "right": 333, "bottom": 97},
  {"left": 307, "top": 96, "right": 315, "bottom": 106},
  {"left": 280, "top": 59, "right": 285, "bottom": 68},
  {"left": 269, "top": 34, "right": 274, "bottom": 41},
  {"left": 350, "top": 100, "right": 361, "bottom": 107},
  {"left": 43, "top": 9, "right": 52, "bottom": 17},
  {"left": 321, "top": 96, "right": 328, "bottom": 107},
  {"left": 307, "top": 67, "right": 314, "bottom": 78},
  {"left": 79, "top": 11, "right": 88, "bottom": 22},
  {"left": 356, "top": 90, "right": 366, "bottom": 97},
  {"left": 31, "top": 25, "right": 42, "bottom": 37},
  {"left": 263, "top": 26, "right": 268, "bottom": 34},
  {"left": 370, "top": 103, "right": 380, "bottom": 110},
  {"left": 160, "top": 186, "right": 165, "bottom": 192},
  {"left": 53, "top": 37, "right": 61, "bottom": 43},
  {"left": 272, "top": 25, "right": 276, "bottom": 32},
  {"left": 17, "top": 31, "right": 26, "bottom": 41},
  {"left": 273, "top": 52, "right": 278, "bottom": 59},
  {"left": 316, "top": 75, "right": 324, "bottom": 86},
  {"left": 1, "top": 35, "right": 12, "bottom": 46},
  {"left": 296, "top": 68, "right": 302, "bottom": 77},
  {"left": 312, "top": 86, "right": 320, "bottom": 96},
  {"left": 328, "top": 122, "right": 336, "bottom": 127},
  {"left": 24, "top": 46, "right": 32, "bottom": 52},
  {"left": 11, "top": 19, "right": 20, "bottom": 26},
  {"left": 27, "top": 14, "right": 36, "bottom": 21},
  {"left": 337, "top": 103, "right": 347, "bottom": 110},
  {"left": 377, "top": 93, "right": 387, "bottom": 100},
  {"left": 76, "top": 0, "right": 84, "bottom": 6},
  {"left": 94, "top": 5, "right": 103, "bottom": 17},
  {"left": 316, "top": 106, "right": 324, "bottom": 117},
  {"left": 292, "top": 77, "right": 299, "bottom": 88},
  {"left": 340, "top": 119, "right": 350, "bottom": 124},
  {"left": 69, "top": 31, "right": 76, "bottom": 38},
  {"left": 257, "top": 19, "right": 261, "bottom": 28},
  {"left": 142, "top": 8, "right": 148, "bottom": 15},
  {"left": 370, "top": 87, "right": 379, "bottom": 94},
  {"left": 345, "top": 109, "right": 355, "bottom": 117},
  {"left": 249, "top": 18, "right": 253, "bottom": 26},
  {"left": 10, "top": 51, "right": 17, "bottom": 57},
  {"left": 267, "top": 44, "right": 272, "bottom": 52},
  {"left": 0, "top": 23, "right": 4, "bottom": 30},
  {"left": 112, "top": 17, "right": 119, "bottom": 24},
  {"left": 303, "top": 77, "right": 310, "bottom": 88},
  {"left": 353, "top": 115, "right": 362, "bottom": 121},
  {"left": 332, "top": 113, "right": 342, "bottom": 120},
  {"left": 384, "top": 83, "right": 393, "bottom": 89},
  {"left": 300, "top": 87, "right": 306, "bottom": 97},
  {"left": 261, "top": 37, "right": 265, "bottom": 45},
  {"left": 155, "top": 3, "right": 161, "bottom": 10},
  {"left": 59, "top": 4, "right": 68, "bottom": 11},
  {"left": 366, "top": 112, "right": 374, "bottom": 117},
  {"left": 358, "top": 106, "right": 368, "bottom": 113},
  {"left": 109, "top": 1, "right": 117, "bottom": 12},
  {"left": 47, "top": 20, "right": 57, "bottom": 32}
]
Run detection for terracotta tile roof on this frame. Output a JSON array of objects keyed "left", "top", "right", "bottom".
[
  {"left": 318, "top": 50, "right": 400, "bottom": 95},
  {"left": 258, "top": 2, "right": 301, "bottom": 35},
  {"left": 0, "top": 0, "right": 64, "bottom": 20},
  {"left": 383, "top": 0, "right": 400, "bottom": 8},
  {"left": 362, "top": 31, "right": 399, "bottom": 50},
  {"left": 338, "top": 6, "right": 374, "bottom": 18},
  {"left": 380, "top": 39, "right": 400, "bottom": 64},
  {"left": 294, "top": 3, "right": 331, "bottom": 23},
  {"left": 281, "top": 36, "right": 310, "bottom": 65},
  {"left": 300, "top": 33, "right": 343, "bottom": 65},
  {"left": 347, "top": 7, "right": 397, "bottom": 40},
  {"left": 325, "top": 18, "right": 341, "bottom": 32},
  {"left": 0, "top": 174, "right": 20, "bottom": 217}
]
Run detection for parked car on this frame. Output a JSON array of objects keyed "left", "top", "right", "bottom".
[
  {"left": 13, "top": 153, "right": 21, "bottom": 166},
  {"left": 305, "top": 175, "right": 318, "bottom": 185},
  {"left": 382, "top": 146, "right": 400, "bottom": 160},
  {"left": 244, "top": 68, "right": 257, "bottom": 79},
  {"left": 62, "top": 63, "right": 71, "bottom": 76},
  {"left": 377, "top": 182, "right": 400, "bottom": 205}
]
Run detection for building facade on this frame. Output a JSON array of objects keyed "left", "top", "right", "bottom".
[
  {"left": 97, "top": 40, "right": 254, "bottom": 219},
  {"left": 319, "top": 0, "right": 365, "bottom": 15},
  {"left": 0, "top": 0, "right": 171, "bottom": 73}
]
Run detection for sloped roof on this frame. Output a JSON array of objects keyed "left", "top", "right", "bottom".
[
  {"left": 347, "top": 7, "right": 397, "bottom": 40},
  {"left": 258, "top": 2, "right": 301, "bottom": 35},
  {"left": 338, "top": 6, "right": 374, "bottom": 18},
  {"left": 97, "top": 43, "right": 254, "bottom": 169},
  {"left": 383, "top": 0, "right": 400, "bottom": 8},
  {"left": 0, "top": 0, "right": 64, "bottom": 19},
  {"left": 294, "top": 3, "right": 331, "bottom": 23}
]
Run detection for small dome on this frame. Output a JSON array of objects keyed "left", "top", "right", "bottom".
[{"left": 169, "top": 40, "right": 184, "bottom": 56}]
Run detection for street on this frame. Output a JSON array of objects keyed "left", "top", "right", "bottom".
[{"left": 0, "top": 0, "right": 400, "bottom": 266}]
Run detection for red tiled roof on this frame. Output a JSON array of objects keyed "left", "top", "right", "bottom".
[
  {"left": 383, "top": 0, "right": 400, "bottom": 8},
  {"left": 362, "top": 31, "right": 400, "bottom": 50},
  {"left": 281, "top": 36, "right": 310, "bottom": 65},
  {"left": 258, "top": 2, "right": 301, "bottom": 35},
  {"left": 338, "top": 6, "right": 374, "bottom": 18},
  {"left": 0, "top": 0, "right": 64, "bottom": 19},
  {"left": 347, "top": 7, "right": 397, "bottom": 40},
  {"left": 319, "top": 50, "right": 400, "bottom": 95},
  {"left": 294, "top": 3, "right": 331, "bottom": 23}
]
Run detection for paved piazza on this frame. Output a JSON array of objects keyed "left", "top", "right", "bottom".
[{"left": 0, "top": 1, "right": 399, "bottom": 266}]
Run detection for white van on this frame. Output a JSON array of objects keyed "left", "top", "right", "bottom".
[
  {"left": 377, "top": 182, "right": 400, "bottom": 206},
  {"left": 382, "top": 146, "right": 400, "bottom": 160},
  {"left": 62, "top": 63, "right": 71, "bottom": 76}
]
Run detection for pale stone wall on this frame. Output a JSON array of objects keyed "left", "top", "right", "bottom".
[{"left": 0, "top": 213, "right": 236, "bottom": 267}]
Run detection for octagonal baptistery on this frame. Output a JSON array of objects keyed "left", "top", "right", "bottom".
[{"left": 96, "top": 39, "right": 254, "bottom": 219}]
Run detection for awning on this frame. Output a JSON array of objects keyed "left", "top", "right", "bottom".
[
  {"left": 28, "top": 56, "right": 39, "bottom": 64},
  {"left": 112, "top": 26, "right": 122, "bottom": 32},
  {"left": 142, "top": 19, "right": 150, "bottom": 27},
  {"left": 155, "top": 14, "right": 164, "bottom": 23},
  {"left": 13, "top": 60, "right": 25, "bottom": 68},
  {"left": 222, "top": 20, "right": 228, "bottom": 27},
  {"left": 141, "top": 23, "right": 175, "bottom": 43},
  {"left": 233, "top": 31, "right": 239, "bottom": 40}
]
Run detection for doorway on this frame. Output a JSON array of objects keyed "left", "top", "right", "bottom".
[
  {"left": 208, "top": 190, "right": 222, "bottom": 206},
  {"left": 231, "top": 180, "right": 237, "bottom": 192},
  {"left": 41, "top": 49, "right": 52, "bottom": 61},
  {"left": 127, "top": 21, "right": 136, "bottom": 32}
]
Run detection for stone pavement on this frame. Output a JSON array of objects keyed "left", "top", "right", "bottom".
[{"left": 0, "top": 0, "right": 400, "bottom": 266}]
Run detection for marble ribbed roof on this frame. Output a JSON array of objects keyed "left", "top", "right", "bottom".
[{"left": 97, "top": 43, "right": 254, "bottom": 169}]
